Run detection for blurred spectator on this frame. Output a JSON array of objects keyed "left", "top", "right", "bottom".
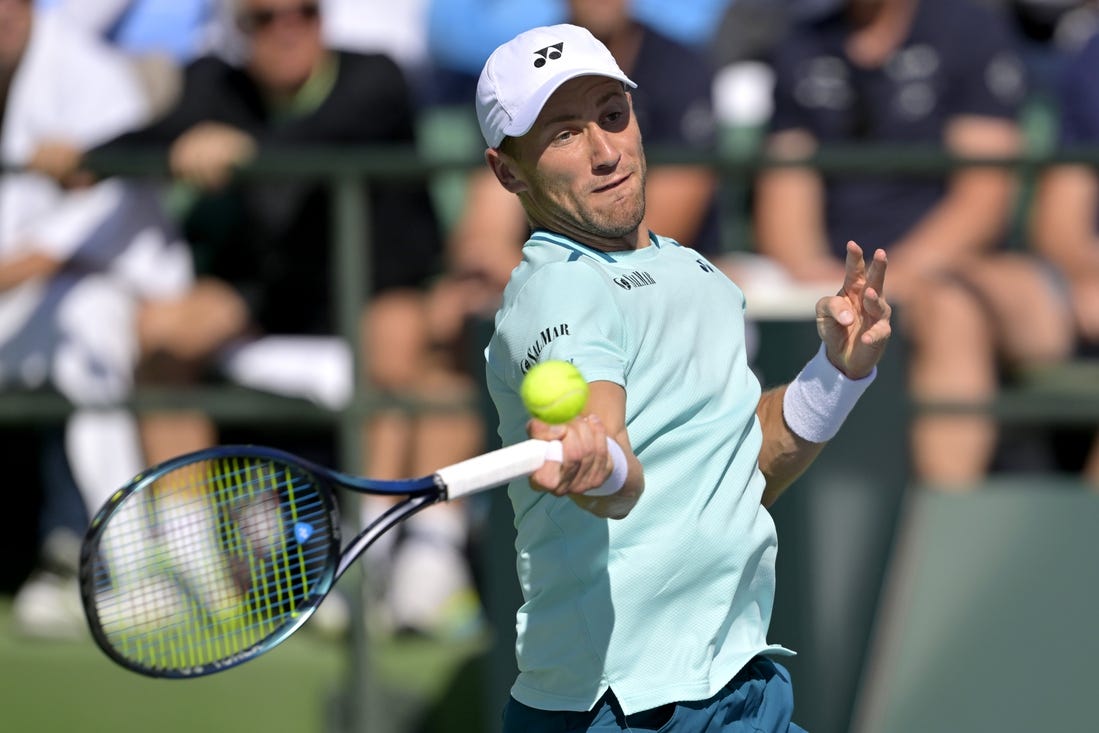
[
  {"left": 992, "top": 0, "right": 1096, "bottom": 90},
  {"left": 747, "top": 0, "right": 1032, "bottom": 487},
  {"left": 433, "top": 0, "right": 722, "bottom": 356},
  {"left": 1030, "top": 27, "right": 1099, "bottom": 484},
  {"left": 44, "top": 0, "right": 217, "bottom": 61},
  {"left": 45, "top": 0, "right": 485, "bottom": 638},
  {"left": 891, "top": 20, "right": 1099, "bottom": 490},
  {"left": 318, "top": 0, "right": 436, "bottom": 105},
  {"left": 3, "top": 1, "right": 192, "bottom": 637},
  {"left": 752, "top": 0, "right": 1026, "bottom": 300},
  {"left": 44, "top": 0, "right": 219, "bottom": 116},
  {"left": 209, "top": 0, "right": 438, "bottom": 106},
  {"left": 425, "top": 0, "right": 733, "bottom": 104}
]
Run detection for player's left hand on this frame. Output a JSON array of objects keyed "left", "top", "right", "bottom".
[{"left": 816, "top": 241, "right": 891, "bottom": 379}]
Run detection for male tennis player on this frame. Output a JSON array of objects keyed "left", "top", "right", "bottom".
[{"left": 480, "top": 24, "right": 891, "bottom": 731}]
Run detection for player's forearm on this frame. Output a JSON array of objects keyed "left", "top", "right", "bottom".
[
  {"left": 569, "top": 383, "right": 645, "bottom": 518},
  {"left": 756, "top": 386, "right": 824, "bottom": 507},
  {"left": 570, "top": 432, "right": 644, "bottom": 519}
]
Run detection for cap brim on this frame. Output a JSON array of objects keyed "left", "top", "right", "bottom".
[{"left": 498, "top": 69, "right": 637, "bottom": 145}]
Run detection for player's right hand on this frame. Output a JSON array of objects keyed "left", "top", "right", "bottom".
[{"left": 528, "top": 414, "right": 640, "bottom": 519}]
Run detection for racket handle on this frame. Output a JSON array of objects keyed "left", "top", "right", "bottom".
[
  {"left": 438, "top": 439, "right": 562, "bottom": 499},
  {"left": 439, "top": 437, "right": 628, "bottom": 500}
]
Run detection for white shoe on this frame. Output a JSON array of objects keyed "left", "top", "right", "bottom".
[
  {"left": 12, "top": 570, "right": 87, "bottom": 641},
  {"left": 385, "top": 535, "right": 486, "bottom": 641},
  {"left": 307, "top": 588, "right": 352, "bottom": 639}
]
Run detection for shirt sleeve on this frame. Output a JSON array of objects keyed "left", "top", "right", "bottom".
[{"left": 491, "top": 260, "right": 629, "bottom": 396}]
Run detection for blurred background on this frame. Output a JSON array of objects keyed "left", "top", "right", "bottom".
[{"left": 3, "top": 0, "right": 1098, "bottom": 731}]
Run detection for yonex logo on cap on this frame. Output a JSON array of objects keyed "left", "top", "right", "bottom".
[{"left": 533, "top": 43, "right": 563, "bottom": 68}]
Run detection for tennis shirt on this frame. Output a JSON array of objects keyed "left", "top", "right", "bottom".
[{"left": 485, "top": 229, "right": 792, "bottom": 715}]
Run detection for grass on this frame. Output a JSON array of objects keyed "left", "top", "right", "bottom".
[{"left": 0, "top": 597, "right": 492, "bottom": 733}]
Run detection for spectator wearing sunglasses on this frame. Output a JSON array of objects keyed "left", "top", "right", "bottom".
[{"left": 33, "top": 0, "right": 486, "bottom": 638}]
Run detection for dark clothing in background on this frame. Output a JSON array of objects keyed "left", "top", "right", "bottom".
[
  {"left": 767, "top": 0, "right": 1026, "bottom": 257},
  {"left": 96, "top": 50, "right": 443, "bottom": 335}
]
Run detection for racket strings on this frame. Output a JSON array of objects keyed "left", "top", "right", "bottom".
[{"left": 85, "top": 456, "right": 335, "bottom": 674}]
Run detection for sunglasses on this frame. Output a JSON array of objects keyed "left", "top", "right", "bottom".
[{"left": 237, "top": 2, "right": 320, "bottom": 34}]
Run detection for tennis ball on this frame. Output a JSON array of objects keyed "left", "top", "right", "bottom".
[{"left": 521, "top": 360, "right": 589, "bottom": 424}]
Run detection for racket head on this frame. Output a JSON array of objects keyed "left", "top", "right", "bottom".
[{"left": 79, "top": 445, "right": 341, "bottom": 678}]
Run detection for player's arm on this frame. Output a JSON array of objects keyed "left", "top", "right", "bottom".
[
  {"left": 527, "top": 380, "right": 644, "bottom": 520},
  {"left": 757, "top": 242, "right": 891, "bottom": 507},
  {"left": 756, "top": 385, "right": 823, "bottom": 508}
]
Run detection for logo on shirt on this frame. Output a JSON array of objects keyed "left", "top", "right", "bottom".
[
  {"left": 520, "top": 323, "right": 571, "bottom": 373},
  {"left": 533, "top": 43, "right": 564, "bottom": 68},
  {"left": 613, "top": 270, "right": 656, "bottom": 290}
]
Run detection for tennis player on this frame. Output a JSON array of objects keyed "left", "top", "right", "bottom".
[{"left": 480, "top": 24, "right": 891, "bottom": 732}]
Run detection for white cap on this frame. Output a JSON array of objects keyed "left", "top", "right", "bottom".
[{"left": 476, "top": 24, "right": 637, "bottom": 149}]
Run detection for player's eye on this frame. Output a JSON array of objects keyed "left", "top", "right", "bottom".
[
  {"left": 552, "top": 129, "right": 575, "bottom": 144},
  {"left": 602, "top": 108, "right": 628, "bottom": 132}
]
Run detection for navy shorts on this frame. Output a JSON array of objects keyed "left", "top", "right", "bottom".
[{"left": 502, "top": 657, "right": 808, "bottom": 732}]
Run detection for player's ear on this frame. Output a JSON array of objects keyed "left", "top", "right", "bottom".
[{"left": 486, "top": 147, "right": 528, "bottom": 194}]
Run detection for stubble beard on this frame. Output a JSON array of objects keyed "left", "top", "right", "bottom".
[
  {"left": 564, "top": 162, "right": 648, "bottom": 240},
  {"left": 581, "top": 189, "right": 646, "bottom": 238}
]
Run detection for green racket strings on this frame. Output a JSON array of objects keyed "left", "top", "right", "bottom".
[{"left": 86, "top": 457, "right": 333, "bottom": 673}]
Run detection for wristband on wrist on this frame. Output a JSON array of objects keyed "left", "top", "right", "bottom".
[
  {"left": 542, "top": 436, "right": 630, "bottom": 496},
  {"left": 584, "top": 437, "right": 629, "bottom": 496},
  {"left": 782, "top": 344, "right": 876, "bottom": 443}
]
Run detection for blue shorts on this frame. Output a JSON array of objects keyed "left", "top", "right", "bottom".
[{"left": 502, "top": 657, "right": 808, "bottom": 732}]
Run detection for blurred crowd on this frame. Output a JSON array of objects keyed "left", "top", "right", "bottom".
[{"left": 2, "top": 0, "right": 1098, "bottom": 644}]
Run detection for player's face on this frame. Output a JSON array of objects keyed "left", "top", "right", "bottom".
[
  {"left": 238, "top": 0, "right": 324, "bottom": 96},
  {"left": 508, "top": 76, "right": 647, "bottom": 248}
]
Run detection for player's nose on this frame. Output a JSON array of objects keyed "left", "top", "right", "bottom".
[{"left": 587, "top": 125, "right": 621, "bottom": 171}]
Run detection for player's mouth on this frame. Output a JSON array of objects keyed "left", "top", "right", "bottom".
[{"left": 592, "top": 173, "right": 631, "bottom": 194}]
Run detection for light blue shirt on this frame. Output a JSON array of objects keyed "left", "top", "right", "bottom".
[{"left": 485, "top": 229, "right": 791, "bottom": 715}]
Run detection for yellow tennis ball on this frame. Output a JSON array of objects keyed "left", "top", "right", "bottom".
[{"left": 521, "top": 360, "right": 589, "bottom": 424}]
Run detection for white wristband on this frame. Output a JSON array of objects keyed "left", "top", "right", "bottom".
[
  {"left": 782, "top": 344, "right": 876, "bottom": 443},
  {"left": 541, "top": 436, "right": 629, "bottom": 496},
  {"left": 584, "top": 437, "right": 629, "bottom": 496}
]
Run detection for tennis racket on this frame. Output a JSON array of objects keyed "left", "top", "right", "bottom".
[{"left": 79, "top": 439, "right": 563, "bottom": 678}]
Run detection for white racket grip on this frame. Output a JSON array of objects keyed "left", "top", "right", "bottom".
[
  {"left": 438, "top": 439, "right": 562, "bottom": 500},
  {"left": 438, "top": 437, "right": 628, "bottom": 500},
  {"left": 530, "top": 437, "right": 627, "bottom": 496}
]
